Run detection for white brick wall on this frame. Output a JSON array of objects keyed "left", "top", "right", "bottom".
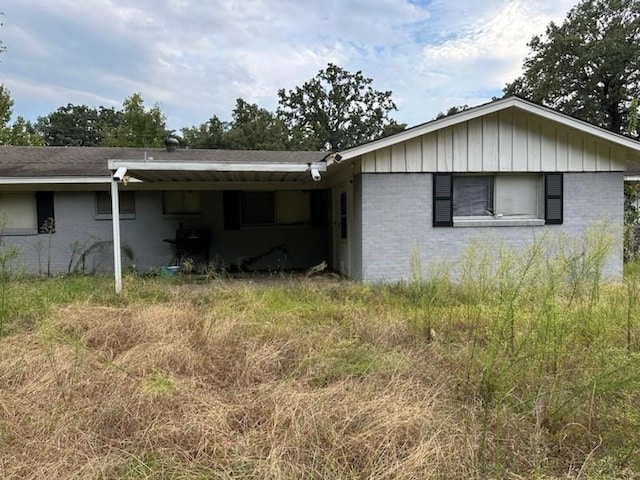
[
  {"left": 359, "top": 172, "right": 623, "bottom": 282},
  {"left": 2, "top": 190, "right": 330, "bottom": 275}
]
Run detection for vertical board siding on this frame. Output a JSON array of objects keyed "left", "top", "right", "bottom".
[
  {"left": 376, "top": 147, "right": 391, "bottom": 172},
  {"left": 527, "top": 117, "right": 542, "bottom": 171},
  {"left": 405, "top": 137, "right": 422, "bottom": 172},
  {"left": 611, "top": 145, "right": 627, "bottom": 170},
  {"left": 467, "top": 118, "right": 483, "bottom": 171},
  {"left": 498, "top": 110, "right": 513, "bottom": 171},
  {"left": 482, "top": 114, "right": 499, "bottom": 171},
  {"left": 556, "top": 129, "right": 569, "bottom": 171},
  {"left": 453, "top": 123, "right": 468, "bottom": 171},
  {"left": 596, "top": 143, "right": 611, "bottom": 171},
  {"left": 437, "top": 129, "right": 453, "bottom": 171},
  {"left": 541, "top": 123, "right": 557, "bottom": 170},
  {"left": 356, "top": 109, "right": 624, "bottom": 174},
  {"left": 568, "top": 132, "right": 583, "bottom": 171},
  {"left": 391, "top": 144, "right": 406, "bottom": 171},
  {"left": 583, "top": 139, "right": 596, "bottom": 171},
  {"left": 423, "top": 133, "right": 438, "bottom": 171},
  {"left": 512, "top": 111, "right": 528, "bottom": 170},
  {"left": 361, "top": 152, "right": 376, "bottom": 173}
]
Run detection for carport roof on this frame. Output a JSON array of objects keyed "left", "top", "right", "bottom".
[{"left": 0, "top": 146, "right": 330, "bottom": 183}]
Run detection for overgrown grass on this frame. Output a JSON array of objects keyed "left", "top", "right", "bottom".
[{"left": 1, "top": 231, "right": 640, "bottom": 478}]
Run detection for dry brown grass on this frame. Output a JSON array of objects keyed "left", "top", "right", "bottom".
[
  {"left": 0, "top": 283, "right": 481, "bottom": 479},
  {"left": 0, "top": 275, "right": 639, "bottom": 478}
]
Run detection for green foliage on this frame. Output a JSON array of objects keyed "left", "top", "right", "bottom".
[
  {"left": 101, "top": 93, "right": 168, "bottom": 147},
  {"left": 0, "top": 239, "right": 19, "bottom": 338},
  {"left": 225, "top": 98, "right": 290, "bottom": 150},
  {"left": 625, "top": 182, "right": 640, "bottom": 261},
  {"left": 180, "top": 98, "right": 291, "bottom": 150},
  {"left": 180, "top": 115, "right": 229, "bottom": 149},
  {"left": 0, "top": 83, "right": 13, "bottom": 129},
  {"left": 435, "top": 104, "right": 471, "bottom": 119},
  {"left": 277, "top": 63, "right": 400, "bottom": 150},
  {"left": 35, "top": 104, "right": 123, "bottom": 146},
  {"left": 628, "top": 97, "right": 639, "bottom": 137},
  {"left": 505, "top": 0, "right": 640, "bottom": 133},
  {"left": 0, "top": 84, "right": 43, "bottom": 145},
  {"left": 3, "top": 236, "right": 640, "bottom": 477}
]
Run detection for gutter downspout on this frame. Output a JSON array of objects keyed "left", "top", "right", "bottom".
[{"left": 111, "top": 172, "right": 124, "bottom": 294}]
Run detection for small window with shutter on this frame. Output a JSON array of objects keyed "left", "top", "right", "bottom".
[{"left": 433, "top": 173, "right": 561, "bottom": 227}]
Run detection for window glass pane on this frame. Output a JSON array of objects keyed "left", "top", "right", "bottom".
[
  {"left": 96, "top": 191, "right": 135, "bottom": 215},
  {"left": 163, "top": 191, "right": 183, "bottom": 215},
  {"left": 495, "top": 175, "right": 538, "bottom": 216},
  {"left": 163, "top": 191, "right": 202, "bottom": 215},
  {"left": 453, "top": 176, "right": 493, "bottom": 216},
  {"left": 241, "top": 191, "right": 274, "bottom": 224},
  {"left": 276, "top": 191, "right": 310, "bottom": 224},
  {"left": 183, "top": 191, "right": 202, "bottom": 214},
  {"left": 0, "top": 193, "right": 36, "bottom": 230}
]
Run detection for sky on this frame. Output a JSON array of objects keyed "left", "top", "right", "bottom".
[{"left": 0, "top": 0, "right": 579, "bottom": 133}]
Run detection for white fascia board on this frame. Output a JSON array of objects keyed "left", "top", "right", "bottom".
[
  {"left": 625, "top": 175, "right": 640, "bottom": 181},
  {"left": 0, "top": 176, "right": 111, "bottom": 185},
  {"left": 337, "top": 97, "right": 640, "bottom": 160},
  {"left": 108, "top": 160, "right": 327, "bottom": 173}
]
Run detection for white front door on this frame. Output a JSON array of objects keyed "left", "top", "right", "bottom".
[{"left": 333, "top": 185, "right": 350, "bottom": 276}]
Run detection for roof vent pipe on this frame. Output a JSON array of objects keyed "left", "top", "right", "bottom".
[{"left": 165, "top": 137, "right": 179, "bottom": 152}]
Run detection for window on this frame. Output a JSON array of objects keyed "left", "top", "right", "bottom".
[
  {"left": 96, "top": 191, "right": 135, "bottom": 218},
  {"left": 240, "top": 191, "right": 275, "bottom": 225},
  {"left": 433, "top": 173, "right": 562, "bottom": 227},
  {"left": 0, "top": 192, "right": 55, "bottom": 234},
  {"left": 453, "top": 176, "right": 494, "bottom": 216},
  {"left": 223, "top": 190, "right": 323, "bottom": 229},
  {"left": 163, "top": 191, "right": 202, "bottom": 215},
  {"left": 277, "top": 191, "right": 311, "bottom": 225},
  {"left": 0, "top": 192, "right": 37, "bottom": 233}
]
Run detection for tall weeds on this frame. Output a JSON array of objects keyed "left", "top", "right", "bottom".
[{"left": 0, "top": 225, "right": 638, "bottom": 478}]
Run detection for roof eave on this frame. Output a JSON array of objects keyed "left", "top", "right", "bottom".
[{"left": 0, "top": 176, "right": 111, "bottom": 185}]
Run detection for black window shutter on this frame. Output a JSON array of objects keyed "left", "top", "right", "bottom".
[
  {"left": 433, "top": 173, "right": 453, "bottom": 227},
  {"left": 36, "top": 191, "right": 55, "bottom": 233},
  {"left": 223, "top": 190, "right": 241, "bottom": 229},
  {"left": 544, "top": 173, "right": 563, "bottom": 225}
]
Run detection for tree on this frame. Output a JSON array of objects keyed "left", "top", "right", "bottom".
[
  {"left": 0, "top": 85, "right": 43, "bottom": 145},
  {"left": 627, "top": 97, "right": 639, "bottom": 137},
  {"left": 435, "top": 105, "right": 471, "bottom": 120},
  {"left": 8, "top": 117, "right": 43, "bottom": 146},
  {"left": 181, "top": 116, "right": 229, "bottom": 149},
  {"left": 37, "top": 104, "right": 102, "bottom": 146},
  {"left": 225, "top": 98, "right": 289, "bottom": 150},
  {"left": 101, "top": 93, "right": 168, "bottom": 147},
  {"left": 505, "top": 0, "right": 640, "bottom": 133},
  {"left": 0, "top": 84, "right": 14, "bottom": 138},
  {"left": 277, "top": 63, "right": 398, "bottom": 150}
]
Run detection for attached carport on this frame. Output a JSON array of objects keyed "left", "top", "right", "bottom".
[{"left": 108, "top": 151, "right": 331, "bottom": 293}]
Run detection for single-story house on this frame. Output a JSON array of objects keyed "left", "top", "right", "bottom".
[{"left": 1, "top": 96, "right": 640, "bottom": 291}]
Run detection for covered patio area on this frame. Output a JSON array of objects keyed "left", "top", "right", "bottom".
[{"left": 108, "top": 150, "right": 335, "bottom": 293}]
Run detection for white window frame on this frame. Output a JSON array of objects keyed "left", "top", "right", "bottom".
[{"left": 453, "top": 174, "right": 545, "bottom": 227}]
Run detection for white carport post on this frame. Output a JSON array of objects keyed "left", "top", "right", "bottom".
[{"left": 110, "top": 168, "right": 125, "bottom": 294}]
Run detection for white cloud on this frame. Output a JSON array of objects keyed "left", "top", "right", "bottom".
[{"left": 0, "top": 0, "right": 576, "bottom": 131}]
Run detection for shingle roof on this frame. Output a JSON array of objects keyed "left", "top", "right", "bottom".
[{"left": 0, "top": 146, "right": 329, "bottom": 178}]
